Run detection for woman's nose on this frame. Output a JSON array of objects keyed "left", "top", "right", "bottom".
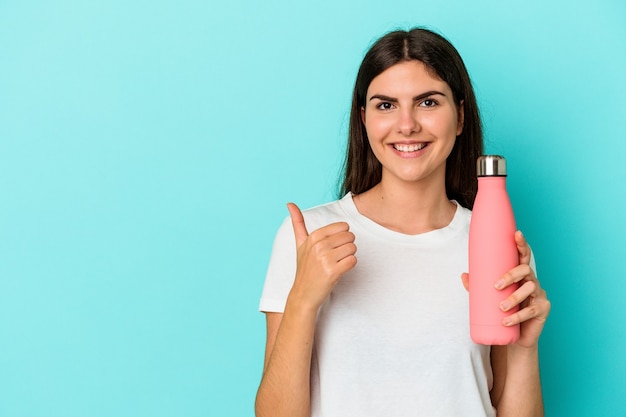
[{"left": 396, "top": 108, "right": 420, "bottom": 136}]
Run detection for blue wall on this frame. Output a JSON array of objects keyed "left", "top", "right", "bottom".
[{"left": 1, "top": 1, "right": 624, "bottom": 416}]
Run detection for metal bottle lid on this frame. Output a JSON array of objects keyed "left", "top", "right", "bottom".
[{"left": 477, "top": 155, "right": 507, "bottom": 176}]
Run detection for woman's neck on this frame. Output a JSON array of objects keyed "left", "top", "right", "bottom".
[{"left": 352, "top": 177, "right": 456, "bottom": 235}]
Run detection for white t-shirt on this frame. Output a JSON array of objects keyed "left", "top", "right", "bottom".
[{"left": 260, "top": 193, "right": 496, "bottom": 417}]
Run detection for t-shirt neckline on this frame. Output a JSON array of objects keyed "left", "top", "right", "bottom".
[{"left": 338, "top": 192, "right": 468, "bottom": 245}]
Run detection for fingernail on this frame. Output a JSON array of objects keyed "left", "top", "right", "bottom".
[
  {"left": 503, "top": 317, "right": 513, "bottom": 326},
  {"left": 499, "top": 300, "right": 510, "bottom": 311},
  {"left": 494, "top": 279, "right": 505, "bottom": 290}
]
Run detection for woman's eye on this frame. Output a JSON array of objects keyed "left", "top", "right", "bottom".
[
  {"left": 376, "top": 102, "right": 395, "bottom": 110},
  {"left": 420, "top": 99, "right": 438, "bottom": 107}
]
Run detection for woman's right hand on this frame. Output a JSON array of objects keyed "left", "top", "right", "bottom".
[{"left": 286, "top": 203, "right": 357, "bottom": 312}]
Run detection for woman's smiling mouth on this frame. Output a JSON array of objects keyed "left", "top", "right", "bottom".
[{"left": 392, "top": 143, "right": 428, "bottom": 152}]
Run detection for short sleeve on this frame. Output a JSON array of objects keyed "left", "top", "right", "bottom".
[{"left": 259, "top": 217, "right": 297, "bottom": 313}]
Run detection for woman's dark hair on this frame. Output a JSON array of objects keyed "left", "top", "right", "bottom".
[{"left": 339, "top": 27, "right": 483, "bottom": 209}]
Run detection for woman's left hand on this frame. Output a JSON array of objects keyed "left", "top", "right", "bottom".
[
  {"left": 461, "top": 231, "right": 551, "bottom": 349},
  {"left": 495, "top": 231, "right": 551, "bottom": 348}
]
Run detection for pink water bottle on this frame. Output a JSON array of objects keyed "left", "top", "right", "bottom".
[{"left": 469, "top": 155, "right": 520, "bottom": 345}]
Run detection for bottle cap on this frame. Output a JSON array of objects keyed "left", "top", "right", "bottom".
[{"left": 477, "top": 155, "right": 507, "bottom": 176}]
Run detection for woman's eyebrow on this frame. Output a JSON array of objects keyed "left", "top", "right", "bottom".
[
  {"left": 369, "top": 94, "right": 398, "bottom": 102},
  {"left": 413, "top": 90, "right": 446, "bottom": 101},
  {"left": 368, "top": 90, "right": 446, "bottom": 102}
]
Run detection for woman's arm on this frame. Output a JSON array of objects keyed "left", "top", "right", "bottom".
[
  {"left": 490, "top": 231, "right": 551, "bottom": 416},
  {"left": 491, "top": 344, "right": 544, "bottom": 416},
  {"left": 255, "top": 204, "right": 357, "bottom": 417},
  {"left": 255, "top": 307, "right": 317, "bottom": 417}
]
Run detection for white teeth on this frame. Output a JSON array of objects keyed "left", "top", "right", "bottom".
[{"left": 393, "top": 143, "right": 426, "bottom": 152}]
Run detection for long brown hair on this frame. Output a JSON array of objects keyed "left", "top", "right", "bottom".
[{"left": 339, "top": 28, "right": 483, "bottom": 209}]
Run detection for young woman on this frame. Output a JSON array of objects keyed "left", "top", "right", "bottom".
[{"left": 255, "top": 27, "right": 551, "bottom": 417}]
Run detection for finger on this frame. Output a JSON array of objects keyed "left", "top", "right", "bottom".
[
  {"left": 499, "top": 280, "right": 537, "bottom": 312},
  {"left": 308, "top": 231, "right": 355, "bottom": 262},
  {"left": 495, "top": 264, "right": 534, "bottom": 290},
  {"left": 287, "top": 202, "right": 309, "bottom": 246},
  {"left": 323, "top": 230, "right": 355, "bottom": 250},
  {"left": 515, "top": 230, "right": 532, "bottom": 265},
  {"left": 460, "top": 273, "right": 469, "bottom": 292},
  {"left": 502, "top": 297, "right": 550, "bottom": 327},
  {"left": 336, "top": 254, "right": 358, "bottom": 274},
  {"left": 309, "top": 222, "right": 351, "bottom": 241},
  {"left": 331, "top": 241, "right": 357, "bottom": 262}
]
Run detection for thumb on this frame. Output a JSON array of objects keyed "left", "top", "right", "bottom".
[
  {"left": 460, "top": 272, "right": 470, "bottom": 292},
  {"left": 287, "top": 202, "right": 309, "bottom": 246},
  {"left": 515, "top": 230, "right": 532, "bottom": 265}
]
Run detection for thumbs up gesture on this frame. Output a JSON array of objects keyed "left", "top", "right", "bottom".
[{"left": 286, "top": 203, "right": 358, "bottom": 312}]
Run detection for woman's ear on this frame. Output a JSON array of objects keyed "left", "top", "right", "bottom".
[
  {"left": 456, "top": 100, "right": 464, "bottom": 136},
  {"left": 361, "top": 106, "right": 366, "bottom": 124}
]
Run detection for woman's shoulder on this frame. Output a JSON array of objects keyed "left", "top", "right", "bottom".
[
  {"left": 270, "top": 195, "right": 350, "bottom": 247},
  {"left": 299, "top": 194, "right": 352, "bottom": 229}
]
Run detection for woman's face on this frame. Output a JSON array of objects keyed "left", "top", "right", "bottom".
[{"left": 361, "top": 60, "right": 463, "bottom": 188}]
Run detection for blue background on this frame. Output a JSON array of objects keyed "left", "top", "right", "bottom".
[{"left": 1, "top": 1, "right": 625, "bottom": 416}]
